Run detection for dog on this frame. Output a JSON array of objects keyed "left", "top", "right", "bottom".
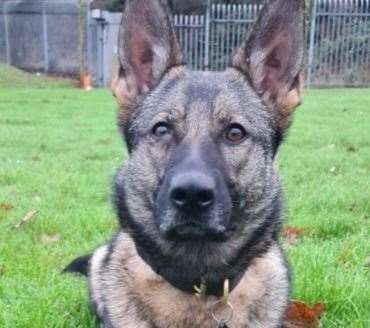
[{"left": 65, "top": 0, "right": 305, "bottom": 327}]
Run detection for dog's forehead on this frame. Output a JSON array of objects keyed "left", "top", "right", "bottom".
[
  {"left": 177, "top": 70, "right": 250, "bottom": 108},
  {"left": 183, "top": 71, "right": 224, "bottom": 100},
  {"left": 142, "top": 69, "right": 264, "bottom": 118}
]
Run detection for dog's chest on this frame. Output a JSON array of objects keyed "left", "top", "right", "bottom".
[
  {"left": 133, "top": 277, "right": 255, "bottom": 328},
  {"left": 93, "top": 234, "right": 288, "bottom": 328},
  {"left": 117, "top": 245, "right": 272, "bottom": 327}
]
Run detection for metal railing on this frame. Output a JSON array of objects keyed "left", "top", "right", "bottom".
[
  {"left": 173, "top": 0, "right": 370, "bottom": 87},
  {"left": 173, "top": 4, "right": 264, "bottom": 72},
  {"left": 208, "top": 3, "right": 263, "bottom": 71},
  {"left": 307, "top": 0, "right": 370, "bottom": 86},
  {"left": 1, "top": 0, "right": 369, "bottom": 87}
]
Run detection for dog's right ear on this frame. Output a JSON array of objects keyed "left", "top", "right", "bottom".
[{"left": 112, "top": 0, "right": 184, "bottom": 123}]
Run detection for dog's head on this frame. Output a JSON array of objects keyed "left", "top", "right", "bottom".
[{"left": 113, "top": 0, "right": 304, "bottom": 253}]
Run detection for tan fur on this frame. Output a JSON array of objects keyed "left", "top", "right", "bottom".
[
  {"left": 90, "top": 232, "right": 289, "bottom": 328},
  {"left": 89, "top": 245, "right": 109, "bottom": 318},
  {"left": 276, "top": 72, "right": 304, "bottom": 130},
  {"left": 111, "top": 69, "right": 139, "bottom": 123},
  {"left": 112, "top": 65, "right": 185, "bottom": 124}
]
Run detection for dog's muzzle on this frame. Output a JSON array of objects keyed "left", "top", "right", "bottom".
[{"left": 156, "top": 168, "right": 231, "bottom": 242}]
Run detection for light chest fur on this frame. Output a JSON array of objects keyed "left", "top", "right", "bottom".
[{"left": 90, "top": 232, "right": 289, "bottom": 328}]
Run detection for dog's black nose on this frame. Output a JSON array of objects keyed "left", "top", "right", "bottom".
[{"left": 169, "top": 172, "right": 215, "bottom": 213}]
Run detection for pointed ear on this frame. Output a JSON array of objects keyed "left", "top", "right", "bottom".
[
  {"left": 111, "top": 0, "right": 184, "bottom": 122},
  {"left": 231, "top": 0, "right": 305, "bottom": 130}
]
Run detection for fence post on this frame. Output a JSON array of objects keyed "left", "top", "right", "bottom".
[
  {"left": 86, "top": 4, "right": 92, "bottom": 81},
  {"left": 42, "top": 2, "right": 49, "bottom": 72},
  {"left": 97, "top": 18, "right": 105, "bottom": 86},
  {"left": 4, "top": 1, "right": 11, "bottom": 65},
  {"left": 307, "top": 0, "right": 317, "bottom": 87},
  {"left": 204, "top": 0, "right": 211, "bottom": 70}
]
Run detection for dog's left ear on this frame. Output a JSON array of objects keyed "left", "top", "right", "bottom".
[{"left": 232, "top": 0, "right": 305, "bottom": 131}]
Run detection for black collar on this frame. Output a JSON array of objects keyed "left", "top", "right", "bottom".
[{"left": 132, "top": 230, "right": 273, "bottom": 297}]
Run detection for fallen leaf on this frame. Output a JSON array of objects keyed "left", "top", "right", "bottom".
[
  {"left": 336, "top": 249, "right": 352, "bottom": 265},
  {"left": 0, "top": 203, "right": 14, "bottom": 211},
  {"left": 12, "top": 210, "right": 37, "bottom": 229},
  {"left": 283, "top": 300, "right": 325, "bottom": 328},
  {"left": 40, "top": 233, "right": 60, "bottom": 245},
  {"left": 282, "top": 226, "right": 305, "bottom": 246}
]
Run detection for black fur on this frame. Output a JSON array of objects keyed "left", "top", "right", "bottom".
[{"left": 63, "top": 254, "right": 92, "bottom": 276}]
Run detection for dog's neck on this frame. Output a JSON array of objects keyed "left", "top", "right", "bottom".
[{"left": 129, "top": 222, "right": 275, "bottom": 297}]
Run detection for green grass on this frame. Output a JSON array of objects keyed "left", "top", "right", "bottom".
[
  {"left": 0, "top": 86, "right": 369, "bottom": 327},
  {"left": 0, "top": 63, "right": 76, "bottom": 88}
]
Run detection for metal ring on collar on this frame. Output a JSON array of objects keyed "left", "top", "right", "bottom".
[{"left": 211, "top": 299, "right": 234, "bottom": 324}]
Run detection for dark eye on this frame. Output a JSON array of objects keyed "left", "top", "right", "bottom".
[
  {"left": 152, "top": 122, "right": 171, "bottom": 138},
  {"left": 225, "top": 124, "right": 247, "bottom": 143}
]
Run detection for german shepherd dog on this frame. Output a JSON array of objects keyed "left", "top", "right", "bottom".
[{"left": 65, "top": 0, "right": 305, "bottom": 326}]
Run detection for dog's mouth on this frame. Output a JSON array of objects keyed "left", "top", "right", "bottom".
[{"left": 163, "top": 221, "right": 228, "bottom": 242}]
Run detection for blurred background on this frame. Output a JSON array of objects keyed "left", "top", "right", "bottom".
[{"left": 0, "top": 0, "right": 369, "bottom": 88}]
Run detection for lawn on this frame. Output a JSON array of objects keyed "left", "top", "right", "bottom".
[
  {"left": 0, "top": 63, "right": 77, "bottom": 89},
  {"left": 0, "top": 83, "right": 369, "bottom": 327}
]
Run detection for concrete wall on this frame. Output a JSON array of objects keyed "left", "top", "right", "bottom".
[{"left": 0, "top": 0, "right": 84, "bottom": 76}]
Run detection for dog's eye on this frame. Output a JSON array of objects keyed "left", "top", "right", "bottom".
[
  {"left": 225, "top": 124, "right": 247, "bottom": 143},
  {"left": 152, "top": 122, "right": 171, "bottom": 138}
]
